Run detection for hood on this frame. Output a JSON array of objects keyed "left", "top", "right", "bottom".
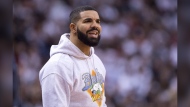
[{"left": 50, "top": 33, "right": 94, "bottom": 59}]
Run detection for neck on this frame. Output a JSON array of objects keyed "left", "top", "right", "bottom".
[{"left": 70, "top": 33, "right": 91, "bottom": 56}]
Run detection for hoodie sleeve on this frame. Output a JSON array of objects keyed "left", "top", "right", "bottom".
[
  {"left": 39, "top": 57, "right": 74, "bottom": 107},
  {"left": 41, "top": 74, "right": 71, "bottom": 107}
]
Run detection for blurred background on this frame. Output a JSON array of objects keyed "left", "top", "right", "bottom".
[{"left": 13, "top": 0, "right": 177, "bottom": 107}]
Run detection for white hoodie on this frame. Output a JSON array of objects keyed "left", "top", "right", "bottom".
[{"left": 39, "top": 33, "right": 107, "bottom": 107}]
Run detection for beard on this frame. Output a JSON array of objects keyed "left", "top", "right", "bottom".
[{"left": 77, "top": 28, "right": 101, "bottom": 47}]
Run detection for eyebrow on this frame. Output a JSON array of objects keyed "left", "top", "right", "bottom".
[{"left": 83, "top": 18, "right": 100, "bottom": 22}]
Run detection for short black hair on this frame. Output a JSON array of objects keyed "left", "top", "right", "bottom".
[{"left": 69, "top": 5, "right": 97, "bottom": 23}]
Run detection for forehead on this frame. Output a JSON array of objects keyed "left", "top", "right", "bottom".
[{"left": 79, "top": 10, "right": 100, "bottom": 20}]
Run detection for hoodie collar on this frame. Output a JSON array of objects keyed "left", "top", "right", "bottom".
[{"left": 50, "top": 33, "right": 94, "bottom": 59}]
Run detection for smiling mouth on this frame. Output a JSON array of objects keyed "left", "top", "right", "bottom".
[{"left": 87, "top": 30, "right": 99, "bottom": 38}]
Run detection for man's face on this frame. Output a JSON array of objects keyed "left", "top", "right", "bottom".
[{"left": 76, "top": 10, "right": 102, "bottom": 47}]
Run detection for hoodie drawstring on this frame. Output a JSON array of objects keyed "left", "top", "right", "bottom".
[{"left": 86, "top": 56, "right": 98, "bottom": 85}]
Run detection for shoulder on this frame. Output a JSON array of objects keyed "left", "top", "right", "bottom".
[
  {"left": 50, "top": 53, "right": 73, "bottom": 64},
  {"left": 46, "top": 53, "right": 74, "bottom": 72},
  {"left": 39, "top": 53, "right": 74, "bottom": 84}
]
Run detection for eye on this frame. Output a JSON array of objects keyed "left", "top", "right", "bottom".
[
  {"left": 96, "top": 20, "right": 100, "bottom": 24},
  {"left": 84, "top": 20, "right": 90, "bottom": 23},
  {"left": 83, "top": 19, "right": 92, "bottom": 23}
]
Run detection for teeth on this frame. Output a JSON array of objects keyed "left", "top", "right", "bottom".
[
  {"left": 88, "top": 32, "right": 98, "bottom": 38},
  {"left": 88, "top": 30, "right": 98, "bottom": 35},
  {"left": 89, "top": 33, "right": 97, "bottom": 35},
  {"left": 90, "top": 33, "right": 98, "bottom": 35}
]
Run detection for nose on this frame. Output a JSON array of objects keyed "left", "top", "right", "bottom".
[
  {"left": 91, "top": 20, "right": 99, "bottom": 28},
  {"left": 90, "top": 20, "right": 101, "bottom": 31}
]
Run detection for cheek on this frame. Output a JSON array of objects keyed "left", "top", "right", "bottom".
[
  {"left": 99, "top": 26, "right": 102, "bottom": 33},
  {"left": 79, "top": 26, "right": 89, "bottom": 33},
  {"left": 77, "top": 27, "right": 85, "bottom": 34}
]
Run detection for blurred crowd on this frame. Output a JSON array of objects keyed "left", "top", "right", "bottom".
[
  {"left": 13, "top": 0, "right": 177, "bottom": 107},
  {"left": 178, "top": 1, "right": 190, "bottom": 107}
]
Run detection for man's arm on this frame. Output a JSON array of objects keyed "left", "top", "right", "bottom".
[{"left": 41, "top": 74, "right": 71, "bottom": 107}]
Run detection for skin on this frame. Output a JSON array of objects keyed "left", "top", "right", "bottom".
[{"left": 69, "top": 10, "right": 102, "bottom": 56}]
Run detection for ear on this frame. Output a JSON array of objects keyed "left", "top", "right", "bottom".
[{"left": 70, "top": 23, "right": 76, "bottom": 34}]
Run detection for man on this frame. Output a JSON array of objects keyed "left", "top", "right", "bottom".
[{"left": 39, "top": 5, "right": 107, "bottom": 107}]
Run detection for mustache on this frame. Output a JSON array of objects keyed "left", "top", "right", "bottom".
[{"left": 86, "top": 27, "right": 100, "bottom": 34}]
